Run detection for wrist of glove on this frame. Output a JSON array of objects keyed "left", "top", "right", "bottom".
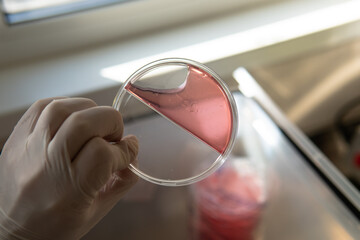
[{"left": 0, "top": 209, "right": 46, "bottom": 240}]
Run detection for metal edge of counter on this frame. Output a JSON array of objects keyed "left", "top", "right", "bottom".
[{"left": 233, "top": 67, "right": 360, "bottom": 220}]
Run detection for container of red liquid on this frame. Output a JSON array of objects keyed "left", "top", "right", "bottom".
[
  {"left": 113, "top": 58, "right": 238, "bottom": 186},
  {"left": 191, "top": 159, "right": 266, "bottom": 240}
]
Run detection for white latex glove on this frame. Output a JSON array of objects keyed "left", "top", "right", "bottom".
[{"left": 0, "top": 97, "right": 139, "bottom": 240}]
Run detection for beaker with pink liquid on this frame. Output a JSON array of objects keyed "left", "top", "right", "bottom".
[{"left": 191, "top": 158, "right": 267, "bottom": 240}]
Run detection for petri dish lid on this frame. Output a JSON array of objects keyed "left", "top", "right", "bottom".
[{"left": 113, "top": 58, "right": 238, "bottom": 186}]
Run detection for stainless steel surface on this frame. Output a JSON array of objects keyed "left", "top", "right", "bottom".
[
  {"left": 234, "top": 67, "right": 360, "bottom": 214},
  {"left": 83, "top": 89, "right": 360, "bottom": 239}
]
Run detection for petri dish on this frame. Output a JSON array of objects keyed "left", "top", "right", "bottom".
[{"left": 113, "top": 58, "right": 238, "bottom": 186}]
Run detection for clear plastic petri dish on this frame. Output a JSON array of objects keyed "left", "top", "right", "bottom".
[{"left": 113, "top": 58, "right": 238, "bottom": 186}]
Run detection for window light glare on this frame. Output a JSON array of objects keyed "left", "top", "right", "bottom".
[{"left": 100, "top": 0, "right": 360, "bottom": 83}]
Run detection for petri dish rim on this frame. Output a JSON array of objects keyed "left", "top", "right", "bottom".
[{"left": 113, "top": 58, "right": 238, "bottom": 186}]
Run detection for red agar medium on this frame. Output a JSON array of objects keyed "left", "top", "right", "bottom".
[{"left": 125, "top": 65, "right": 233, "bottom": 154}]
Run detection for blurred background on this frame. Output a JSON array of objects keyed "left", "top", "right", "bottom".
[
  {"left": 2, "top": 0, "right": 359, "bottom": 190},
  {"left": 0, "top": 0, "right": 360, "bottom": 239}
]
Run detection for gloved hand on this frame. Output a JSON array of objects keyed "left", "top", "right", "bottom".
[{"left": 0, "top": 97, "right": 139, "bottom": 240}]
